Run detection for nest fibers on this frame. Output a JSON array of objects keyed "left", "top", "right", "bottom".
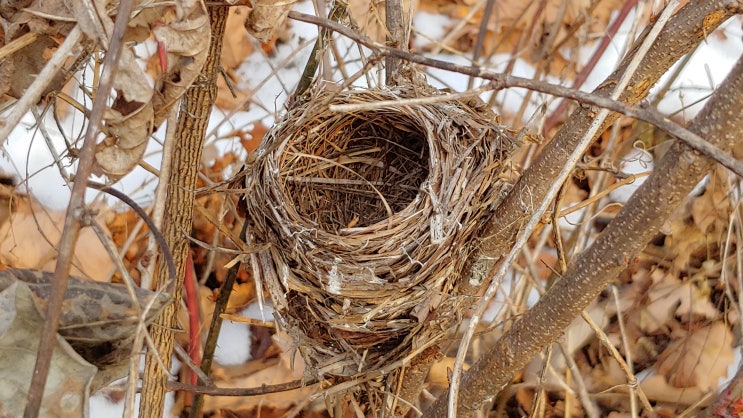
[{"left": 244, "top": 85, "right": 517, "bottom": 380}]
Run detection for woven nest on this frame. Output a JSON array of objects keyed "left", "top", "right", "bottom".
[{"left": 244, "top": 85, "right": 517, "bottom": 379}]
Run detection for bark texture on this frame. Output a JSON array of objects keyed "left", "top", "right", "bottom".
[
  {"left": 138, "top": 6, "right": 227, "bottom": 417},
  {"left": 468, "top": 0, "right": 741, "bottom": 287},
  {"left": 429, "top": 37, "right": 743, "bottom": 418}
]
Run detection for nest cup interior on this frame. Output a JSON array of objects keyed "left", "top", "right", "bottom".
[{"left": 280, "top": 112, "right": 430, "bottom": 231}]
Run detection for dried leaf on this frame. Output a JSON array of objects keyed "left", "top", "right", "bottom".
[
  {"left": 150, "top": 4, "right": 210, "bottom": 123},
  {"left": 0, "top": 269, "right": 171, "bottom": 368},
  {"left": 215, "top": 72, "right": 249, "bottom": 110},
  {"left": 0, "top": 281, "right": 97, "bottom": 418},
  {"left": 245, "top": 0, "right": 297, "bottom": 43},
  {"left": 202, "top": 331, "right": 312, "bottom": 412},
  {"left": 0, "top": 200, "right": 113, "bottom": 280},
  {"left": 656, "top": 322, "right": 734, "bottom": 391},
  {"left": 639, "top": 374, "right": 708, "bottom": 406},
  {"left": 69, "top": 0, "right": 111, "bottom": 46},
  {"left": 691, "top": 170, "right": 730, "bottom": 233},
  {"left": 640, "top": 270, "right": 719, "bottom": 333},
  {"left": 94, "top": 2, "right": 210, "bottom": 179},
  {"left": 428, "top": 356, "right": 469, "bottom": 389},
  {"left": 241, "top": 121, "right": 268, "bottom": 153},
  {"left": 222, "top": 7, "right": 253, "bottom": 69}
]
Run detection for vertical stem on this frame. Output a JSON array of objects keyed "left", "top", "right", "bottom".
[
  {"left": 24, "top": 0, "right": 133, "bottom": 414},
  {"left": 188, "top": 221, "right": 248, "bottom": 418},
  {"left": 138, "top": 5, "right": 227, "bottom": 417},
  {"left": 385, "top": 0, "right": 404, "bottom": 85}
]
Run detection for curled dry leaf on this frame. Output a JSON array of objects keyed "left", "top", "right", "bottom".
[
  {"left": 0, "top": 269, "right": 171, "bottom": 369},
  {"left": 1, "top": 0, "right": 210, "bottom": 179},
  {"left": 639, "top": 374, "right": 708, "bottom": 407},
  {"left": 202, "top": 330, "right": 313, "bottom": 413},
  {"left": 94, "top": 2, "right": 211, "bottom": 179},
  {"left": 222, "top": 7, "right": 253, "bottom": 70},
  {"left": 245, "top": 0, "right": 297, "bottom": 43},
  {"left": 418, "top": 0, "right": 624, "bottom": 76},
  {"left": 641, "top": 270, "right": 719, "bottom": 333},
  {"left": 0, "top": 199, "right": 113, "bottom": 280},
  {"left": 428, "top": 356, "right": 469, "bottom": 390},
  {"left": 214, "top": 7, "right": 252, "bottom": 110}
]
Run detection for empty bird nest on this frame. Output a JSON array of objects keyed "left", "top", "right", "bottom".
[{"left": 243, "top": 83, "right": 517, "bottom": 382}]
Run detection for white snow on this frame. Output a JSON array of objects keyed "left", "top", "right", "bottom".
[{"left": 609, "top": 147, "right": 655, "bottom": 204}]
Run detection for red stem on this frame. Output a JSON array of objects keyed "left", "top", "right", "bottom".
[{"left": 184, "top": 253, "right": 201, "bottom": 405}]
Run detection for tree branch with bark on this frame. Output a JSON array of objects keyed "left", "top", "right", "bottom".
[{"left": 429, "top": 11, "right": 743, "bottom": 418}]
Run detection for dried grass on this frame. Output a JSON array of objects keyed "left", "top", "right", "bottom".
[{"left": 243, "top": 84, "right": 517, "bottom": 382}]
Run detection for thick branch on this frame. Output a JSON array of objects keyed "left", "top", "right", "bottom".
[
  {"left": 427, "top": 42, "right": 743, "bottom": 418},
  {"left": 473, "top": 0, "right": 741, "bottom": 267}
]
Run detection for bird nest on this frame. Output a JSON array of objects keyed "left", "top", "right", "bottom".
[{"left": 244, "top": 85, "right": 517, "bottom": 380}]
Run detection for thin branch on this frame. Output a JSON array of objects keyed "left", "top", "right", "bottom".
[
  {"left": 545, "top": 0, "right": 639, "bottom": 132},
  {"left": 429, "top": 45, "right": 743, "bottom": 418},
  {"left": 87, "top": 182, "right": 177, "bottom": 287},
  {"left": 0, "top": 27, "right": 81, "bottom": 142},
  {"left": 466, "top": 0, "right": 495, "bottom": 90},
  {"left": 288, "top": 10, "right": 743, "bottom": 178},
  {"left": 168, "top": 378, "right": 319, "bottom": 396},
  {"left": 141, "top": 107, "right": 178, "bottom": 290},
  {"left": 24, "top": 0, "right": 134, "bottom": 414},
  {"left": 187, "top": 220, "right": 248, "bottom": 418}
]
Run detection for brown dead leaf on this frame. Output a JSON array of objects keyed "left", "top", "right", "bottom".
[
  {"left": 201, "top": 282, "right": 256, "bottom": 316},
  {"left": 202, "top": 331, "right": 316, "bottom": 412},
  {"left": 691, "top": 169, "right": 730, "bottom": 233},
  {"left": 94, "top": 2, "right": 211, "bottom": 179},
  {"left": 245, "top": 0, "right": 297, "bottom": 43},
  {"left": 215, "top": 72, "right": 249, "bottom": 111},
  {"left": 640, "top": 270, "right": 720, "bottom": 333},
  {"left": 428, "top": 356, "right": 469, "bottom": 389},
  {"left": 656, "top": 321, "right": 734, "bottom": 391},
  {"left": 0, "top": 281, "right": 97, "bottom": 418},
  {"left": 241, "top": 121, "right": 268, "bottom": 153},
  {"left": 663, "top": 218, "right": 706, "bottom": 271},
  {"left": 150, "top": 4, "right": 210, "bottom": 124},
  {"left": 662, "top": 168, "right": 730, "bottom": 271},
  {"left": 0, "top": 200, "right": 113, "bottom": 280},
  {"left": 222, "top": 7, "right": 254, "bottom": 70},
  {"left": 640, "top": 374, "right": 709, "bottom": 406},
  {"left": 216, "top": 9, "right": 253, "bottom": 111},
  {"left": 420, "top": 0, "right": 623, "bottom": 77},
  {"left": 347, "top": 0, "right": 418, "bottom": 43},
  {"left": 1, "top": 269, "right": 171, "bottom": 369}
]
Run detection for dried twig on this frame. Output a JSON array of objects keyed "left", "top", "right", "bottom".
[
  {"left": 0, "top": 27, "right": 81, "bottom": 142},
  {"left": 168, "top": 378, "right": 319, "bottom": 396},
  {"left": 188, "top": 221, "right": 248, "bottom": 418},
  {"left": 287, "top": 11, "right": 743, "bottom": 178},
  {"left": 385, "top": 0, "right": 405, "bottom": 85},
  {"left": 24, "top": 1, "right": 134, "bottom": 415},
  {"left": 430, "top": 40, "right": 743, "bottom": 418}
]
